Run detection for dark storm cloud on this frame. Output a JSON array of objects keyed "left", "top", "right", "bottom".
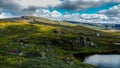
[
  {"left": 57, "top": 0, "right": 120, "bottom": 11},
  {"left": 0, "top": 0, "right": 23, "bottom": 15},
  {"left": 0, "top": 0, "right": 61, "bottom": 16},
  {"left": 57, "top": 0, "right": 97, "bottom": 10},
  {"left": 21, "top": 6, "right": 40, "bottom": 16}
]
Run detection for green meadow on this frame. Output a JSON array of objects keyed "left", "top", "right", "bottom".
[{"left": 0, "top": 16, "right": 120, "bottom": 68}]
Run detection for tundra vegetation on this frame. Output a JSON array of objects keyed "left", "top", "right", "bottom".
[{"left": 0, "top": 16, "right": 120, "bottom": 68}]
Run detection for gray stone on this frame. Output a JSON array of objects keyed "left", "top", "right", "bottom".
[{"left": 41, "top": 52, "right": 46, "bottom": 59}]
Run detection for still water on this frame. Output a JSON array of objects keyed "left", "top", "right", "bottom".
[{"left": 84, "top": 54, "right": 120, "bottom": 68}]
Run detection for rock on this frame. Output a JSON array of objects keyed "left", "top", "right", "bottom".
[
  {"left": 96, "top": 32, "right": 100, "bottom": 37},
  {"left": 114, "top": 43, "right": 120, "bottom": 45},
  {"left": 62, "top": 58, "right": 74, "bottom": 65},
  {"left": 6, "top": 45, "right": 9, "bottom": 47},
  {"left": 19, "top": 52, "right": 23, "bottom": 56},
  {"left": 91, "top": 42, "right": 94, "bottom": 46},
  {"left": 45, "top": 41, "right": 51, "bottom": 45},
  {"left": 41, "top": 52, "right": 46, "bottom": 59},
  {"left": 18, "top": 49, "right": 23, "bottom": 56},
  {"left": 67, "top": 59, "right": 74, "bottom": 65},
  {"left": 90, "top": 42, "right": 97, "bottom": 48},
  {"left": 45, "top": 47, "right": 54, "bottom": 53}
]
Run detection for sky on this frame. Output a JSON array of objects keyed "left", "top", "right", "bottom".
[{"left": 0, "top": 0, "right": 120, "bottom": 23}]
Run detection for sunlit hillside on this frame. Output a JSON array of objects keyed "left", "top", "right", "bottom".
[{"left": 0, "top": 16, "right": 120, "bottom": 68}]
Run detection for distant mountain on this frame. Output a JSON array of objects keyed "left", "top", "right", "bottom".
[
  {"left": 1, "top": 17, "right": 120, "bottom": 30},
  {"left": 65, "top": 21, "right": 120, "bottom": 30}
]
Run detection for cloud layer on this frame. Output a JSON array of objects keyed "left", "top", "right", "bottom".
[
  {"left": 32, "top": 9, "right": 62, "bottom": 20},
  {"left": 0, "top": 0, "right": 61, "bottom": 16},
  {"left": 25, "top": 4, "right": 120, "bottom": 24},
  {"left": 0, "top": 0, "right": 120, "bottom": 15},
  {"left": 61, "top": 4, "right": 120, "bottom": 23},
  {"left": 0, "top": 0, "right": 120, "bottom": 23},
  {"left": 57, "top": 0, "right": 120, "bottom": 10}
]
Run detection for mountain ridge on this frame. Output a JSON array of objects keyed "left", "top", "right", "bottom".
[{"left": 65, "top": 21, "right": 120, "bottom": 30}]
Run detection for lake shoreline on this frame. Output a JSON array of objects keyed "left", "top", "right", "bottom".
[
  {"left": 84, "top": 54, "right": 120, "bottom": 68},
  {"left": 73, "top": 51, "right": 120, "bottom": 61}
]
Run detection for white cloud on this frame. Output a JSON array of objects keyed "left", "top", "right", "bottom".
[
  {"left": 61, "top": 13, "right": 109, "bottom": 23},
  {"left": 62, "top": 13, "right": 81, "bottom": 21},
  {"left": 32, "top": 7, "right": 119, "bottom": 24},
  {"left": 59, "top": 4, "right": 120, "bottom": 24},
  {"left": 0, "top": 0, "right": 120, "bottom": 24},
  {"left": 51, "top": 10, "right": 62, "bottom": 18},
  {"left": 0, "top": 12, "right": 12, "bottom": 19},
  {"left": 33, "top": 9, "right": 50, "bottom": 18},
  {"left": 81, "top": 14, "right": 109, "bottom": 20},
  {"left": 99, "top": 4, "right": 120, "bottom": 14},
  {"left": 33, "top": 9, "right": 62, "bottom": 20},
  {"left": 98, "top": 4, "right": 120, "bottom": 23}
]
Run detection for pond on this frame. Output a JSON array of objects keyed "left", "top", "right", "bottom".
[{"left": 84, "top": 54, "right": 120, "bottom": 68}]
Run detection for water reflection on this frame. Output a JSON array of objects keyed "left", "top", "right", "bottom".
[{"left": 84, "top": 54, "right": 120, "bottom": 68}]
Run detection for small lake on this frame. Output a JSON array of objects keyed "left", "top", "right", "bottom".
[{"left": 84, "top": 54, "right": 120, "bottom": 68}]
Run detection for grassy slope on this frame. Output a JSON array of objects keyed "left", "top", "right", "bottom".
[{"left": 0, "top": 17, "right": 120, "bottom": 68}]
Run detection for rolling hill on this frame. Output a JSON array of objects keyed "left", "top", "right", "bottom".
[{"left": 0, "top": 16, "right": 120, "bottom": 68}]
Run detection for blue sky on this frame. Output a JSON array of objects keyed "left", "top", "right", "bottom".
[
  {"left": 48, "top": 3, "right": 119, "bottom": 15},
  {"left": 0, "top": 0, "right": 120, "bottom": 23}
]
